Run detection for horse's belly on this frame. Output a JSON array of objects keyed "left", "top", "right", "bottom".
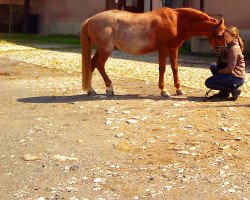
[
  {"left": 115, "top": 33, "right": 156, "bottom": 55},
  {"left": 113, "top": 23, "right": 156, "bottom": 54},
  {"left": 115, "top": 39, "right": 151, "bottom": 54}
]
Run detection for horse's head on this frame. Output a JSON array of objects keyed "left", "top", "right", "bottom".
[{"left": 208, "top": 17, "right": 226, "bottom": 51}]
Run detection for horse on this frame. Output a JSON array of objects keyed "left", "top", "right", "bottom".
[{"left": 81, "top": 7, "right": 226, "bottom": 97}]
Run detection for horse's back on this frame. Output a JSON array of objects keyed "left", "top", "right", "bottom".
[{"left": 86, "top": 8, "right": 178, "bottom": 54}]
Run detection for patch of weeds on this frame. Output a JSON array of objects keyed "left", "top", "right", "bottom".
[{"left": 0, "top": 34, "right": 80, "bottom": 46}]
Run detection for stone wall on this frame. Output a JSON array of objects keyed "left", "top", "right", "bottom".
[{"left": 191, "top": 29, "right": 250, "bottom": 54}]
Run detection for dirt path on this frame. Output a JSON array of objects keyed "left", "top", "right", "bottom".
[{"left": 0, "top": 49, "right": 249, "bottom": 200}]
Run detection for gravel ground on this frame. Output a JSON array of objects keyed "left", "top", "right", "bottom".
[
  {"left": 0, "top": 43, "right": 249, "bottom": 200},
  {"left": 0, "top": 43, "right": 249, "bottom": 97}
]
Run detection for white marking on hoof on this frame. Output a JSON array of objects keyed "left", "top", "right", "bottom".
[
  {"left": 161, "top": 90, "right": 171, "bottom": 98},
  {"left": 176, "top": 89, "right": 186, "bottom": 95},
  {"left": 106, "top": 85, "right": 114, "bottom": 96}
]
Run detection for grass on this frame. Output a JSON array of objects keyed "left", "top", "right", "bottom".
[
  {"left": 0, "top": 34, "right": 80, "bottom": 46},
  {"left": 4, "top": 34, "right": 235, "bottom": 59},
  {"left": 179, "top": 44, "right": 192, "bottom": 55},
  {"left": 0, "top": 33, "right": 193, "bottom": 53}
]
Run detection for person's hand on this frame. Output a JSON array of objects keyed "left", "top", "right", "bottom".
[{"left": 218, "top": 69, "right": 223, "bottom": 73}]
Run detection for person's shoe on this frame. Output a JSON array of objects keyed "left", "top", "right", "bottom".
[
  {"left": 207, "top": 90, "right": 229, "bottom": 99},
  {"left": 231, "top": 88, "right": 241, "bottom": 101},
  {"left": 218, "top": 90, "right": 230, "bottom": 98}
]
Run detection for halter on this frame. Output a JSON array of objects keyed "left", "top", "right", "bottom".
[{"left": 213, "top": 25, "right": 227, "bottom": 51}]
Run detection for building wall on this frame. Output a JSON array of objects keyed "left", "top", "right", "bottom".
[
  {"left": 152, "top": 0, "right": 163, "bottom": 10},
  {"left": 30, "top": 0, "right": 106, "bottom": 35},
  {"left": 28, "top": 0, "right": 250, "bottom": 52},
  {"left": 188, "top": 0, "right": 250, "bottom": 52}
]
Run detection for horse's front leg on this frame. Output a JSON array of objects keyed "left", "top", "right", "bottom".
[
  {"left": 169, "top": 49, "right": 186, "bottom": 95},
  {"left": 158, "top": 50, "right": 171, "bottom": 98}
]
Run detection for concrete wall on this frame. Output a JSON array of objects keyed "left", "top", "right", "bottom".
[
  {"left": 30, "top": 0, "right": 162, "bottom": 35},
  {"left": 188, "top": 0, "right": 250, "bottom": 29},
  {"left": 30, "top": 0, "right": 106, "bottom": 35},
  {"left": 188, "top": 0, "right": 250, "bottom": 53},
  {"left": 28, "top": 0, "right": 250, "bottom": 53}
]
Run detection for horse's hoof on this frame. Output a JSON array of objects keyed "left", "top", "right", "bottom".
[
  {"left": 106, "top": 89, "right": 114, "bottom": 96},
  {"left": 87, "top": 90, "right": 97, "bottom": 95},
  {"left": 161, "top": 91, "right": 171, "bottom": 98},
  {"left": 176, "top": 89, "right": 186, "bottom": 95}
]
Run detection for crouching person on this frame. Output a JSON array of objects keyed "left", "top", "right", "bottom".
[{"left": 205, "top": 26, "right": 246, "bottom": 101}]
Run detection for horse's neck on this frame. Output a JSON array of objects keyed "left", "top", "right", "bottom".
[
  {"left": 177, "top": 9, "right": 215, "bottom": 39},
  {"left": 182, "top": 22, "right": 213, "bottom": 39}
]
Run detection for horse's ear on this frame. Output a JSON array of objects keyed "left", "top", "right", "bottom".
[{"left": 216, "top": 17, "right": 224, "bottom": 28}]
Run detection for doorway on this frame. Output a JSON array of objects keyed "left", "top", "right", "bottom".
[{"left": 106, "top": 0, "right": 147, "bottom": 13}]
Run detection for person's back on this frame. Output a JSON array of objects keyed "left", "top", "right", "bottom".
[{"left": 223, "top": 40, "right": 245, "bottom": 78}]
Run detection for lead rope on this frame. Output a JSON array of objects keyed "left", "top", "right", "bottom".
[{"left": 205, "top": 89, "right": 212, "bottom": 98}]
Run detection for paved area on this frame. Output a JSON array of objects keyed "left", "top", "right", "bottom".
[{"left": 0, "top": 43, "right": 249, "bottom": 200}]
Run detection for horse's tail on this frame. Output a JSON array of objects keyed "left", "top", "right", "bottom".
[{"left": 81, "top": 18, "right": 92, "bottom": 91}]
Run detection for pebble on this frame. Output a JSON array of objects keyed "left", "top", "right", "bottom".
[
  {"left": 115, "top": 132, "right": 125, "bottom": 138},
  {"left": 220, "top": 170, "right": 226, "bottom": 177},
  {"left": 222, "top": 165, "right": 230, "bottom": 169},
  {"left": 66, "top": 187, "right": 77, "bottom": 192},
  {"left": 189, "top": 146, "right": 197, "bottom": 151},
  {"left": 219, "top": 145, "right": 230, "bottom": 150},
  {"left": 221, "top": 127, "right": 228, "bottom": 132},
  {"left": 53, "top": 154, "right": 79, "bottom": 161},
  {"left": 122, "top": 110, "right": 131, "bottom": 114},
  {"left": 147, "top": 139, "right": 156, "bottom": 143},
  {"left": 172, "top": 103, "right": 182, "bottom": 107},
  {"left": 93, "top": 178, "right": 103, "bottom": 183},
  {"left": 228, "top": 188, "right": 236, "bottom": 193},
  {"left": 105, "top": 120, "right": 113, "bottom": 125},
  {"left": 178, "top": 151, "right": 190, "bottom": 155},
  {"left": 223, "top": 181, "right": 230, "bottom": 186},
  {"left": 127, "top": 119, "right": 138, "bottom": 124},
  {"left": 178, "top": 117, "right": 186, "bottom": 121},
  {"left": 37, "top": 197, "right": 46, "bottom": 200},
  {"left": 98, "top": 95, "right": 107, "bottom": 99},
  {"left": 21, "top": 154, "right": 41, "bottom": 161},
  {"left": 111, "top": 126, "right": 120, "bottom": 129},
  {"left": 163, "top": 185, "right": 173, "bottom": 190}
]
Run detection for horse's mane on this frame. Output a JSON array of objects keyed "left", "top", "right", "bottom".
[{"left": 174, "top": 8, "right": 218, "bottom": 24}]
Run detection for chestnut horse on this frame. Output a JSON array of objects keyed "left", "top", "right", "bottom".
[{"left": 81, "top": 7, "right": 225, "bottom": 97}]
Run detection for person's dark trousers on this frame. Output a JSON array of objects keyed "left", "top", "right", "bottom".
[{"left": 205, "top": 74, "right": 244, "bottom": 91}]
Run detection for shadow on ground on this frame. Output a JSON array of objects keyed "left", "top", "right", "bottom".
[{"left": 17, "top": 94, "right": 250, "bottom": 107}]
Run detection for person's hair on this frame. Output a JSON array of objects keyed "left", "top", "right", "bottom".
[{"left": 225, "top": 26, "right": 244, "bottom": 51}]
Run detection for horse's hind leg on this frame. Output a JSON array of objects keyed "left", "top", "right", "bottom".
[
  {"left": 96, "top": 51, "right": 114, "bottom": 95},
  {"left": 87, "top": 51, "right": 99, "bottom": 95},
  {"left": 159, "top": 50, "right": 171, "bottom": 98},
  {"left": 169, "top": 49, "right": 186, "bottom": 95}
]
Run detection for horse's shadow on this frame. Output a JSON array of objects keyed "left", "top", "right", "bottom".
[{"left": 17, "top": 94, "right": 206, "bottom": 104}]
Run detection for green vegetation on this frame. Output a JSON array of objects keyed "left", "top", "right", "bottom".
[
  {"left": 179, "top": 43, "right": 191, "bottom": 55},
  {"left": 0, "top": 33, "right": 193, "bottom": 54},
  {"left": 0, "top": 34, "right": 80, "bottom": 46}
]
